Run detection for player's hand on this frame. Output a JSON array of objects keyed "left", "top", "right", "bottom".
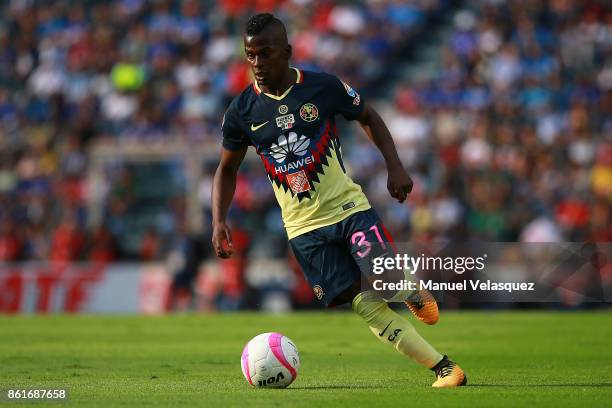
[
  {"left": 212, "top": 222, "right": 233, "bottom": 258},
  {"left": 387, "top": 164, "right": 413, "bottom": 203}
]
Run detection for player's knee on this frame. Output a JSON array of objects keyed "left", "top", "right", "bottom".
[{"left": 351, "top": 290, "right": 389, "bottom": 322}]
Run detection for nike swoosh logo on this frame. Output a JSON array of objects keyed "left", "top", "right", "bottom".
[
  {"left": 250, "top": 121, "right": 269, "bottom": 131},
  {"left": 378, "top": 320, "right": 392, "bottom": 337}
]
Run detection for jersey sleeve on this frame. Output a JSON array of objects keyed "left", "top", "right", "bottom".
[
  {"left": 328, "top": 75, "right": 365, "bottom": 120},
  {"left": 221, "top": 103, "right": 250, "bottom": 151}
]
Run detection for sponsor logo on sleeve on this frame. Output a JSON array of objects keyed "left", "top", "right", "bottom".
[{"left": 342, "top": 81, "right": 361, "bottom": 105}]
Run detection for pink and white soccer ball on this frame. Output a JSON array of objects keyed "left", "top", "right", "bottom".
[{"left": 241, "top": 332, "right": 300, "bottom": 388}]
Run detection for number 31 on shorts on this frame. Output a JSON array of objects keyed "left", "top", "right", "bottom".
[{"left": 350, "top": 224, "right": 388, "bottom": 258}]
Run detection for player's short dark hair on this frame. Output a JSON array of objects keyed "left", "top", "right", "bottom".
[{"left": 245, "top": 13, "right": 283, "bottom": 36}]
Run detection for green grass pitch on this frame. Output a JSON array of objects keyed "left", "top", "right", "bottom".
[{"left": 1, "top": 311, "right": 611, "bottom": 407}]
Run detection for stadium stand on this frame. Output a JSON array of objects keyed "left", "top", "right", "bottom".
[{"left": 0, "top": 0, "right": 609, "bottom": 309}]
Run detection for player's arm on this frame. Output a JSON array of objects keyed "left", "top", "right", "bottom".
[
  {"left": 211, "top": 146, "right": 247, "bottom": 258},
  {"left": 357, "top": 104, "right": 413, "bottom": 203}
]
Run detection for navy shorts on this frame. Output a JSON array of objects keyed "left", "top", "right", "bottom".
[{"left": 289, "top": 209, "right": 396, "bottom": 307}]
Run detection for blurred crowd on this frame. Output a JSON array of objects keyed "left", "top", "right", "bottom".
[
  {"left": 366, "top": 0, "right": 612, "bottom": 244},
  {"left": 0, "top": 0, "right": 610, "bottom": 310},
  {"left": 0, "top": 0, "right": 442, "bottom": 262}
]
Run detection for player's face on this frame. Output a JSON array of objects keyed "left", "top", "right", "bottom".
[{"left": 244, "top": 33, "right": 288, "bottom": 88}]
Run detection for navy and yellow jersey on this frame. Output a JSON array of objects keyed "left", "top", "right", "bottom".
[{"left": 222, "top": 68, "right": 371, "bottom": 239}]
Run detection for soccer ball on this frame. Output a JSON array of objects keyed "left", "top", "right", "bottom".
[{"left": 241, "top": 332, "right": 300, "bottom": 388}]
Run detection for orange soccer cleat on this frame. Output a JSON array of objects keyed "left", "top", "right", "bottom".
[
  {"left": 431, "top": 355, "right": 467, "bottom": 388},
  {"left": 405, "top": 289, "right": 439, "bottom": 325}
]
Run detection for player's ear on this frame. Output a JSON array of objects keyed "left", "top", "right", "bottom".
[{"left": 285, "top": 44, "right": 292, "bottom": 60}]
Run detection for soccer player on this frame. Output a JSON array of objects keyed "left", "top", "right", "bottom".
[{"left": 212, "top": 13, "right": 466, "bottom": 387}]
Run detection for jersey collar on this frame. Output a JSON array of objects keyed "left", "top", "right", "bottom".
[{"left": 253, "top": 67, "right": 303, "bottom": 100}]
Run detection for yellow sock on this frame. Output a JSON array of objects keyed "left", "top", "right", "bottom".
[{"left": 352, "top": 290, "right": 443, "bottom": 368}]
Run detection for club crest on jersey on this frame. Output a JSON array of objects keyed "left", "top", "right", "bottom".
[
  {"left": 287, "top": 170, "right": 311, "bottom": 194},
  {"left": 342, "top": 81, "right": 361, "bottom": 105},
  {"left": 300, "top": 103, "right": 319, "bottom": 122},
  {"left": 278, "top": 104, "right": 288, "bottom": 114},
  {"left": 276, "top": 114, "right": 295, "bottom": 130}
]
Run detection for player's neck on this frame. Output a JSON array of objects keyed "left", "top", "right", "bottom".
[{"left": 260, "top": 67, "right": 296, "bottom": 96}]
